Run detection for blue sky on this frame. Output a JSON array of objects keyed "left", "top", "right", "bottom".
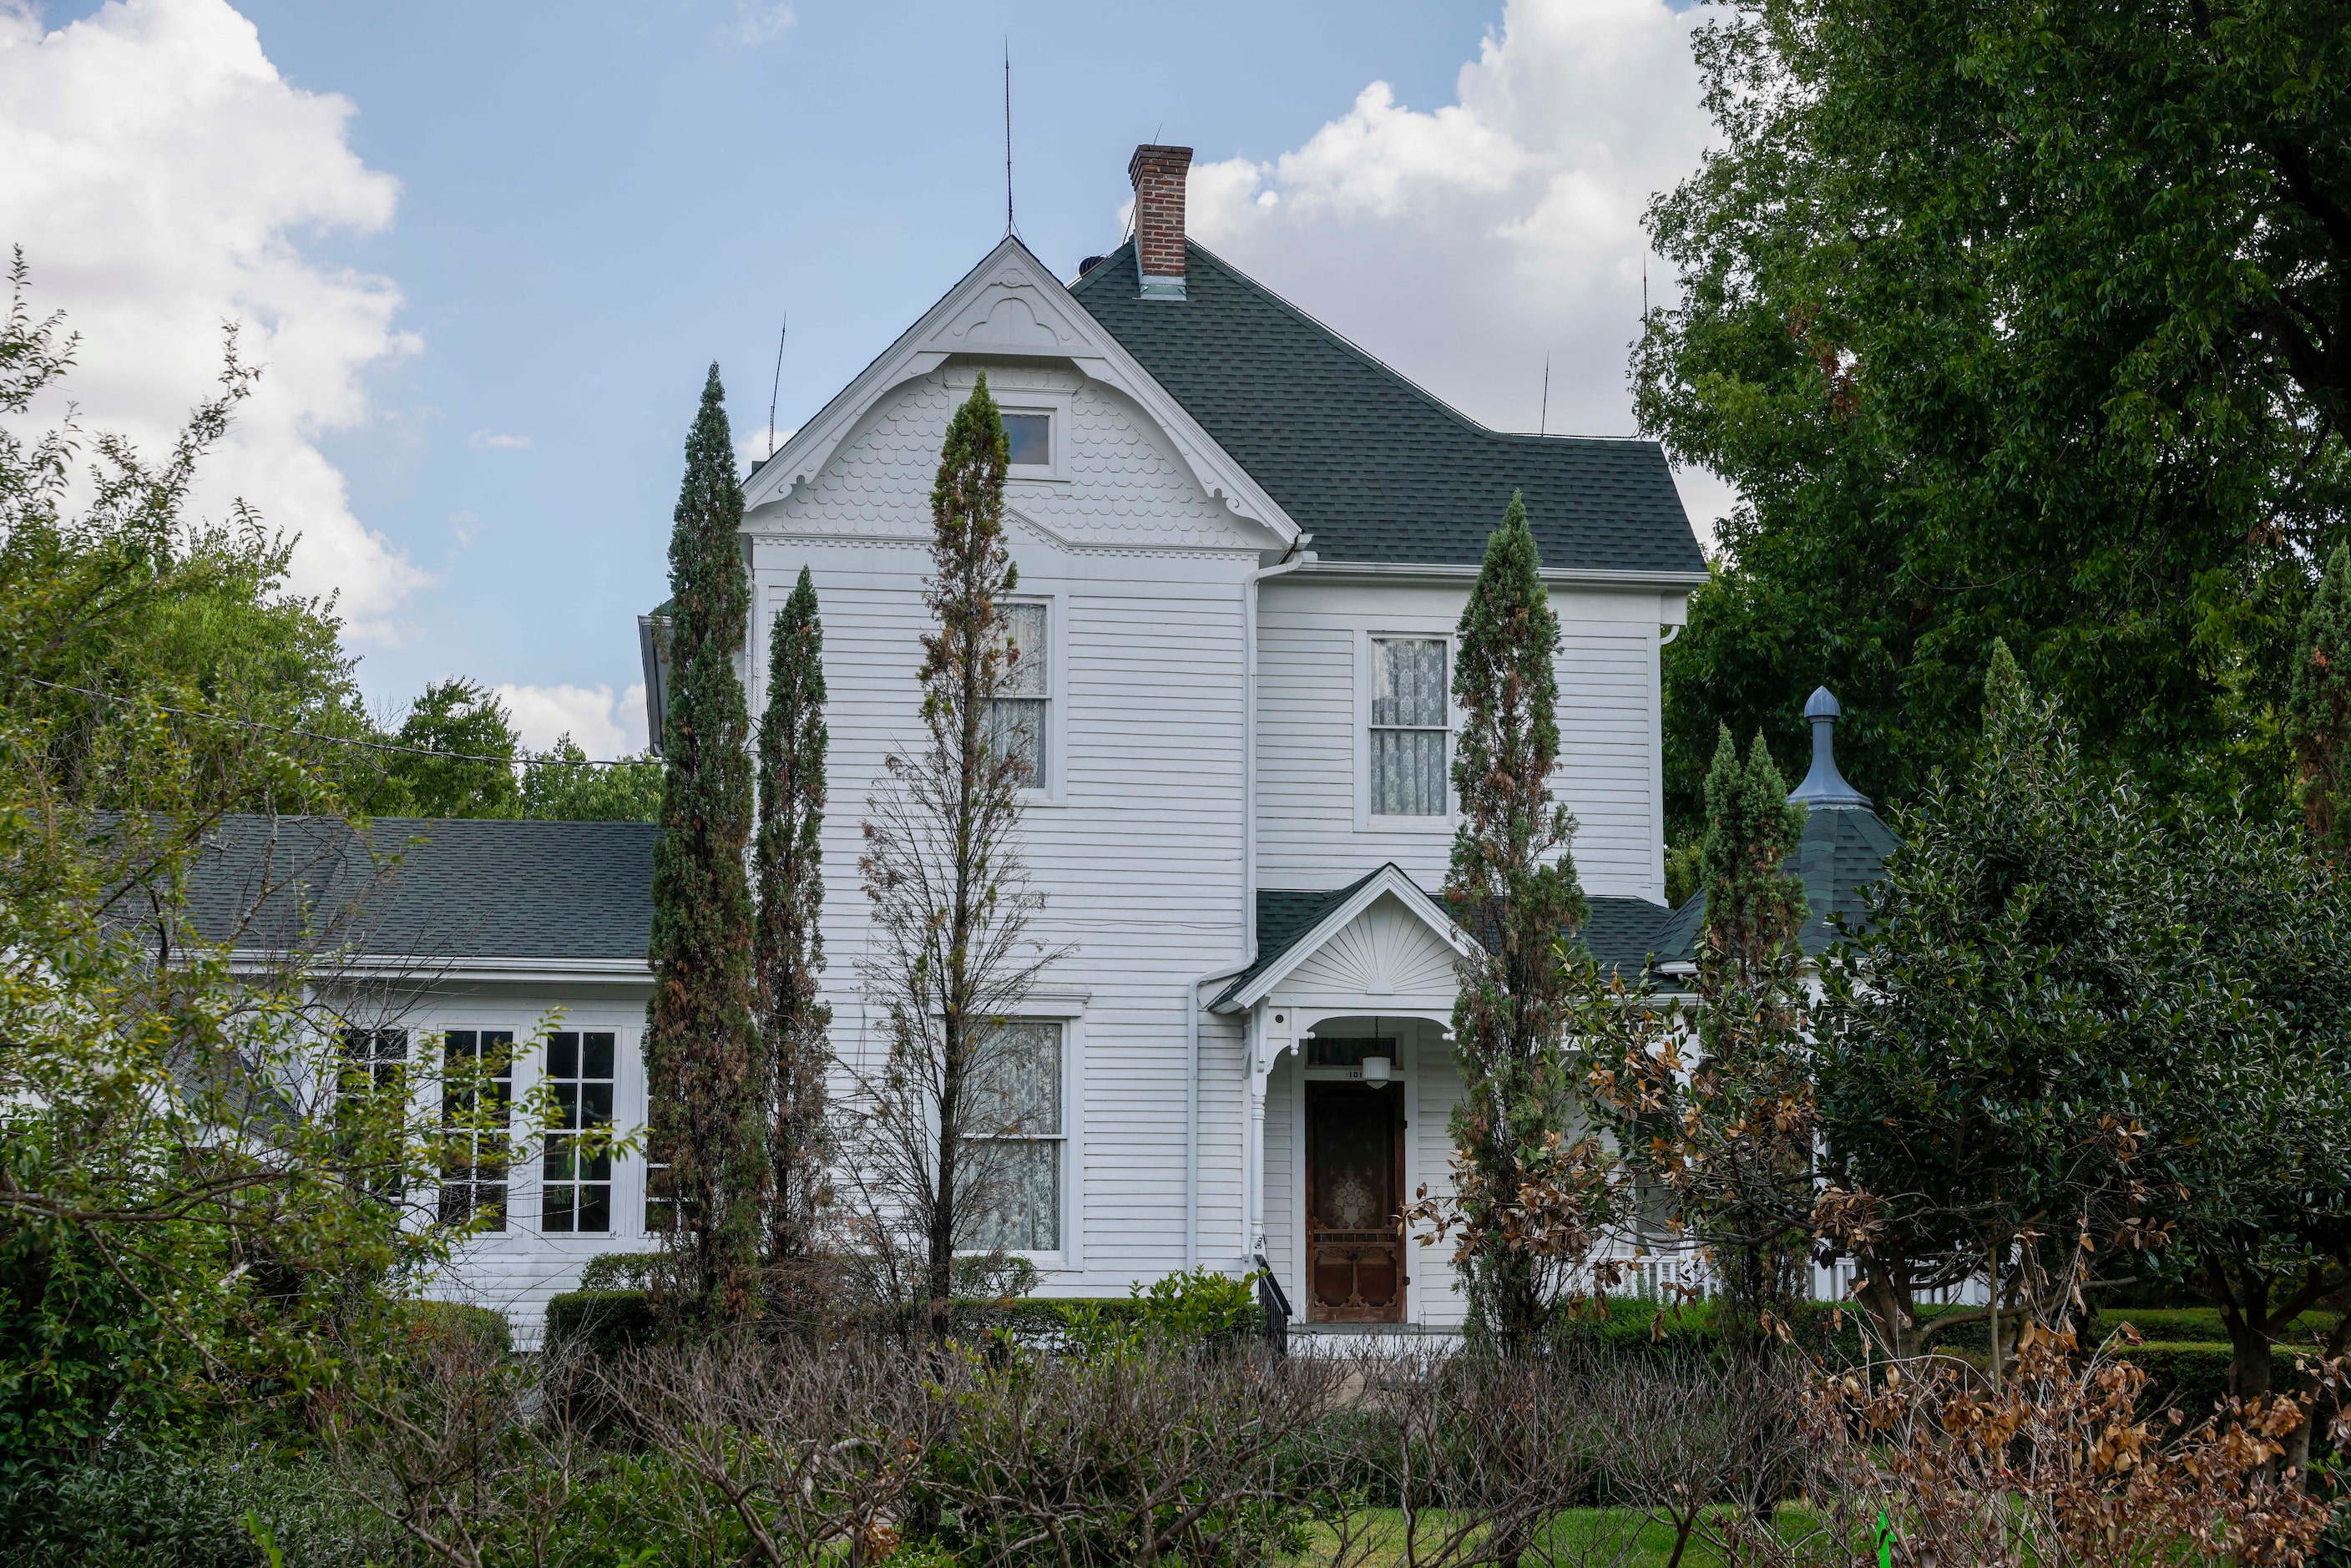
[{"left": 4, "top": 0, "right": 1721, "bottom": 754}]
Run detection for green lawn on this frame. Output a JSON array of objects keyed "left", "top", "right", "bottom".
[{"left": 1291, "top": 1505, "right": 1830, "bottom": 1566}]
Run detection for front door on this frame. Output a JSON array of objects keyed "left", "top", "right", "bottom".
[{"left": 1304, "top": 1082, "right": 1404, "bottom": 1323}]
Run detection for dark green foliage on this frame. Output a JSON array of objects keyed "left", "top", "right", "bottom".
[
  {"left": 1696, "top": 726, "right": 1807, "bottom": 978},
  {"left": 400, "top": 1299, "right": 513, "bottom": 1359},
  {"left": 1442, "top": 495, "right": 1589, "bottom": 1350},
  {"left": 381, "top": 675, "right": 520, "bottom": 818},
  {"left": 1639, "top": 0, "right": 2351, "bottom": 838},
  {"left": 516, "top": 735, "right": 665, "bottom": 822},
  {"left": 544, "top": 1288, "right": 662, "bottom": 1358},
  {"left": 645, "top": 363, "right": 765, "bottom": 1325},
  {"left": 757, "top": 565, "right": 832, "bottom": 1267},
  {"left": 1818, "top": 646, "right": 2351, "bottom": 1385},
  {"left": 0, "top": 256, "right": 382, "bottom": 819},
  {"left": 0, "top": 1444, "right": 384, "bottom": 1568},
  {"left": 2290, "top": 544, "right": 2351, "bottom": 858}
]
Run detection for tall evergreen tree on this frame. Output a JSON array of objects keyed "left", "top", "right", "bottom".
[
  {"left": 645, "top": 363, "right": 764, "bottom": 1324},
  {"left": 2288, "top": 544, "right": 2351, "bottom": 863},
  {"left": 756, "top": 566, "right": 832, "bottom": 1270},
  {"left": 1698, "top": 726, "right": 1809, "bottom": 984},
  {"left": 1440, "top": 493, "right": 1589, "bottom": 1353}
]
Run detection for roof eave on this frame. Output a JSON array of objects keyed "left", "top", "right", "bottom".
[{"left": 1294, "top": 559, "right": 1710, "bottom": 590}]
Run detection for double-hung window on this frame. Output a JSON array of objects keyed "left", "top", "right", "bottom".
[
  {"left": 541, "top": 1030, "right": 614, "bottom": 1234},
  {"left": 439, "top": 1029, "right": 513, "bottom": 1229},
  {"left": 1368, "top": 637, "right": 1449, "bottom": 816},
  {"left": 960, "top": 1021, "right": 1064, "bottom": 1253},
  {"left": 338, "top": 1028, "right": 409, "bottom": 1199},
  {"left": 986, "top": 603, "right": 1049, "bottom": 789}
]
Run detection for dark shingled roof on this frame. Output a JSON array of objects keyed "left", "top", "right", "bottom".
[
  {"left": 1653, "top": 804, "right": 1899, "bottom": 967},
  {"left": 180, "top": 815, "right": 658, "bottom": 963},
  {"left": 1211, "top": 873, "right": 1678, "bottom": 1009},
  {"left": 1069, "top": 240, "right": 1706, "bottom": 575}
]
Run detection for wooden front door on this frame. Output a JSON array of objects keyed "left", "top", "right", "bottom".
[{"left": 1304, "top": 1082, "right": 1404, "bottom": 1323}]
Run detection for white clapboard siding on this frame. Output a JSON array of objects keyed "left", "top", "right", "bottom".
[
  {"left": 743, "top": 361, "right": 1265, "bottom": 1297},
  {"left": 1410, "top": 1038, "right": 1469, "bottom": 1328},
  {"left": 1255, "top": 575, "right": 1665, "bottom": 900}
]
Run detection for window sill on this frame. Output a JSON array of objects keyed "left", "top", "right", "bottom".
[{"left": 1363, "top": 814, "right": 1457, "bottom": 832}]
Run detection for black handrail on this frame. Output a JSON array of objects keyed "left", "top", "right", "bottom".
[{"left": 1254, "top": 1252, "right": 1292, "bottom": 1357}]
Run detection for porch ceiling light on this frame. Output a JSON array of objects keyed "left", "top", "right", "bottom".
[{"left": 1362, "top": 1055, "right": 1392, "bottom": 1086}]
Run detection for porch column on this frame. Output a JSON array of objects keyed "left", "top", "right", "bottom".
[{"left": 1246, "top": 1002, "right": 1298, "bottom": 1264}]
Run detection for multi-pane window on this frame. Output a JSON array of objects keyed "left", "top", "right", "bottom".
[
  {"left": 338, "top": 1028, "right": 409, "bottom": 1198},
  {"left": 1368, "top": 637, "right": 1449, "bottom": 816},
  {"left": 439, "top": 1029, "right": 513, "bottom": 1229},
  {"left": 987, "top": 602, "right": 1049, "bottom": 788},
  {"left": 541, "top": 1030, "right": 614, "bottom": 1234},
  {"left": 961, "top": 1021, "right": 1064, "bottom": 1253}
]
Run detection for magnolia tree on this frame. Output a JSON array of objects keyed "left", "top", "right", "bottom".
[{"left": 845, "top": 376, "right": 1062, "bottom": 1333}]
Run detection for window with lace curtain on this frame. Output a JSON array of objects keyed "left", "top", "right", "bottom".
[
  {"left": 986, "top": 602, "right": 1049, "bottom": 789},
  {"left": 1368, "top": 637, "right": 1449, "bottom": 816},
  {"left": 959, "top": 1021, "right": 1064, "bottom": 1252}
]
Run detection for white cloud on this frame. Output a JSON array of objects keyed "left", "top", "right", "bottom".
[
  {"left": 467, "top": 429, "right": 529, "bottom": 451},
  {"left": 495, "top": 681, "right": 650, "bottom": 759},
  {"left": 736, "top": 424, "right": 797, "bottom": 477},
  {"left": 0, "top": 0, "right": 427, "bottom": 639},
  {"left": 722, "top": 2, "right": 794, "bottom": 48},
  {"left": 1183, "top": 0, "right": 1718, "bottom": 462}
]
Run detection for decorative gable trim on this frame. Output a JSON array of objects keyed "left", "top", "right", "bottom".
[
  {"left": 741, "top": 236, "right": 1297, "bottom": 547},
  {"left": 1211, "top": 863, "right": 1473, "bottom": 1014}
]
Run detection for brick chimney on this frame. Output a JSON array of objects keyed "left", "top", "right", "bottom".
[{"left": 1128, "top": 144, "right": 1192, "bottom": 300}]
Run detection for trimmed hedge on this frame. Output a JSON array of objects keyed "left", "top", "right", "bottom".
[
  {"left": 1545, "top": 1297, "right": 1868, "bottom": 1365},
  {"left": 544, "top": 1289, "right": 660, "bottom": 1357},
  {"left": 402, "top": 1299, "right": 513, "bottom": 1358},
  {"left": 540, "top": 1288, "right": 1267, "bottom": 1358},
  {"left": 2116, "top": 1341, "right": 2308, "bottom": 1415}
]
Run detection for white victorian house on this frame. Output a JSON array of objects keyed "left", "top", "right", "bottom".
[{"left": 194, "top": 144, "right": 1908, "bottom": 1345}]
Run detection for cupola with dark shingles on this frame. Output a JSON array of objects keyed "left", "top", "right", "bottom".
[{"left": 1128, "top": 144, "right": 1192, "bottom": 300}]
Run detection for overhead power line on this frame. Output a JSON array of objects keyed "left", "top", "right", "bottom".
[{"left": 23, "top": 678, "right": 656, "bottom": 769}]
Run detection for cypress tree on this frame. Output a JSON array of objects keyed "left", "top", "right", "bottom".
[
  {"left": 1442, "top": 493, "right": 1588, "bottom": 1352},
  {"left": 645, "top": 363, "right": 764, "bottom": 1325},
  {"left": 1697, "top": 725, "right": 1808, "bottom": 982},
  {"left": 757, "top": 565, "right": 832, "bottom": 1271},
  {"left": 2288, "top": 544, "right": 2351, "bottom": 864}
]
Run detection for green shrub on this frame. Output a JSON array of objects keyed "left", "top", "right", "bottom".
[
  {"left": 544, "top": 1287, "right": 659, "bottom": 1356},
  {"left": 2094, "top": 1308, "right": 2339, "bottom": 1349},
  {"left": 578, "top": 1251, "right": 666, "bottom": 1291},
  {"left": 1544, "top": 1296, "right": 1866, "bottom": 1365},
  {"left": 1130, "top": 1267, "right": 1263, "bottom": 1340},
  {"left": 0, "top": 1444, "right": 385, "bottom": 1567},
  {"left": 2116, "top": 1340, "right": 2305, "bottom": 1416},
  {"left": 401, "top": 1298, "right": 513, "bottom": 1358}
]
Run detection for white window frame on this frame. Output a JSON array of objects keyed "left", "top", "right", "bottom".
[
  {"left": 990, "top": 593, "right": 1062, "bottom": 804},
  {"left": 957, "top": 998, "right": 1086, "bottom": 1272},
  {"left": 1355, "top": 628, "right": 1458, "bottom": 829},
  {"left": 538, "top": 1026, "right": 620, "bottom": 1237},
  {"left": 436, "top": 1027, "right": 516, "bottom": 1232},
  {"left": 995, "top": 389, "right": 1074, "bottom": 483}
]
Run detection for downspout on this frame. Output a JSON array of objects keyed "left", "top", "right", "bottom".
[{"left": 1182, "top": 543, "right": 1307, "bottom": 1272}]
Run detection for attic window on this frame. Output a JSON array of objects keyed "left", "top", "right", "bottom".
[{"left": 1004, "top": 412, "right": 1050, "bottom": 468}]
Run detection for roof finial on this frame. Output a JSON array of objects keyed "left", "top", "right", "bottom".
[{"left": 1787, "top": 686, "right": 1872, "bottom": 808}]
